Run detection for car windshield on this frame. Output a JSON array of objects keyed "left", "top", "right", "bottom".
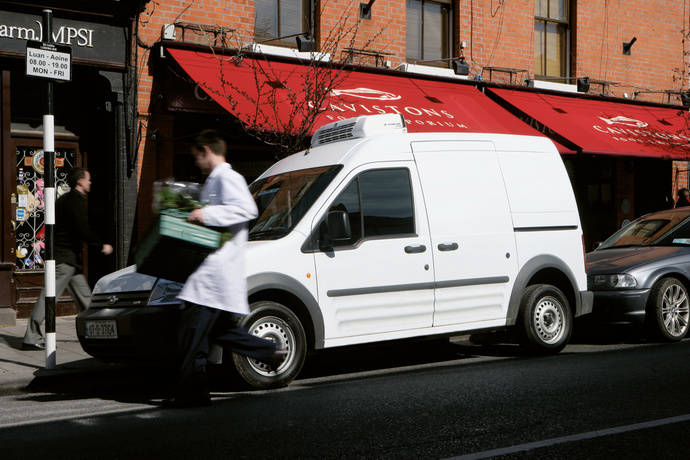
[
  {"left": 248, "top": 165, "right": 342, "bottom": 240},
  {"left": 598, "top": 209, "right": 690, "bottom": 249}
]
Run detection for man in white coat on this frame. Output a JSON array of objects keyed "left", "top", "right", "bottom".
[{"left": 170, "top": 130, "right": 283, "bottom": 406}]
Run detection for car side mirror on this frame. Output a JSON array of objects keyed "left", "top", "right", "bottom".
[{"left": 327, "top": 210, "right": 352, "bottom": 243}]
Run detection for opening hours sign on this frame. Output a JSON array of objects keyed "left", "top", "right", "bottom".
[{"left": 25, "top": 40, "right": 71, "bottom": 81}]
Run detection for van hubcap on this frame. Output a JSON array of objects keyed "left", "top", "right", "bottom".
[
  {"left": 661, "top": 284, "right": 689, "bottom": 338},
  {"left": 246, "top": 315, "right": 295, "bottom": 376},
  {"left": 534, "top": 296, "right": 565, "bottom": 344}
]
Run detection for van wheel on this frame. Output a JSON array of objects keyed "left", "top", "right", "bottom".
[
  {"left": 519, "top": 284, "right": 572, "bottom": 354},
  {"left": 231, "top": 301, "right": 307, "bottom": 389},
  {"left": 646, "top": 277, "right": 690, "bottom": 341}
]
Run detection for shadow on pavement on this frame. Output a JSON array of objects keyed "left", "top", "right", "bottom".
[
  {"left": 572, "top": 317, "right": 650, "bottom": 345},
  {"left": 23, "top": 360, "right": 176, "bottom": 404},
  {"left": 16, "top": 321, "right": 664, "bottom": 405},
  {"left": 0, "top": 331, "right": 27, "bottom": 350}
]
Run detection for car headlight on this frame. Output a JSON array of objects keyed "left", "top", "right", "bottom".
[
  {"left": 591, "top": 274, "right": 638, "bottom": 289},
  {"left": 149, "top": 279, "right": 184, "bottom": 305}
]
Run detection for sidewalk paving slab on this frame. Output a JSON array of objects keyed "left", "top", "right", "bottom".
[{"left": 0, "top": 316, "right": 118, "bottom": 395}]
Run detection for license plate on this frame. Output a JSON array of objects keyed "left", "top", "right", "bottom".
[{"left": 85, "top": 320, "right": 118, "bottom": 339}]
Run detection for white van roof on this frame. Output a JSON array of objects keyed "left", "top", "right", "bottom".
[{"left": 256, "top": 115, "right": 559, "bottom": 180}]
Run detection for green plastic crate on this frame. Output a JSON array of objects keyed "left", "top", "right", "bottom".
[
  {"left": 135, "top": 210, "right": 223, "bottom": 283},
  {"left": 157, "top": 209, "right": 222, "bottom": 249}
]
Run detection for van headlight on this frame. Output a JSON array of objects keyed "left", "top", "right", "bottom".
[
  {"left": 590, "top": 274, "right": 637, "bottom": 289},
  {"left": 149, "top": 279, "right": 184, "bottom": 305}
]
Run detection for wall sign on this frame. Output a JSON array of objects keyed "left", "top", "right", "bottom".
[{"left": 0, "top": 10, "right": 125, "bottom": 66}]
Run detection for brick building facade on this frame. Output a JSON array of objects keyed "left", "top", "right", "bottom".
[{"left": 129, "top": 0, "right": 690, "bottom": 250}]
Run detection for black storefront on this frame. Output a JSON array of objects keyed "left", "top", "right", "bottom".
[{"left": 0, "top": 2, "right": 140, "bottom": 325}]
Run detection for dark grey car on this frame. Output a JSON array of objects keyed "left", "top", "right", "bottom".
[{"left": 586, "top": 207, "right": 690, "bottom": 340}]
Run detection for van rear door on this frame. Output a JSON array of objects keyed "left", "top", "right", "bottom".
[{"left": 411, "top": 141, "right": 518, "bottom": 327}]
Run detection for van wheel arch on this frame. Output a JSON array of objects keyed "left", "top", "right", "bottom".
[
  {"left": 249, "top": 289, "right": 317, "bottom": 350},
  {"left": 525, "top": 268, "right": 576, "bottom": 317},
  {"left": 507, "top": 257, "right": 579, "bottom": 326}
]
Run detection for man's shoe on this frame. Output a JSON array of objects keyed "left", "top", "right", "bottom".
[
  {"left": 265, "top": 348, "right": 288, "bottom": 372},
  {"left": 22, "top": 342, "right": 45, "bottom": 351}
]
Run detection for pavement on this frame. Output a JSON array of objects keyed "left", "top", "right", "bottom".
[{"left": 0, "top": 315, "right": 117, "bottom": 395}]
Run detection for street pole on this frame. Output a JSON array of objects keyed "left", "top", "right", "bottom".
[{"left": 42, "top": 9, "right": 57, "bottom": 369}]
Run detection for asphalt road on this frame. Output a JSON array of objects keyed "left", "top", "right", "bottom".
[{"left": 1, "top": 330, "right": 689, "bottom": 459}]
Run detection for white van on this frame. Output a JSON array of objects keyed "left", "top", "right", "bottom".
[
  {"left": 78, "top": 113, "right": 591, "bottom": 390},
  {"left": 236, "top": 113, "right": 592, "bottom": 388}
]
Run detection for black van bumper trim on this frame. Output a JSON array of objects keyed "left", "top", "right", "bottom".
[
  {"left": 514, "top": 225, "right": 578, "bottom": 232},
  {"left": 327, "top": 276, "right": 509, "bottom": 297}
]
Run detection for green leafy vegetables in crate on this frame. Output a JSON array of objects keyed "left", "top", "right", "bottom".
[
  {"left": 154, "top": 180, "right": 233, "bottom": 245},
  {"left": 157, "top": 185, "right": 202, "bottom": 211}
]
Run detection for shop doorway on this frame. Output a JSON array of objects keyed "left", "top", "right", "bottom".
[
  {"left": 565, "top": 155, "right": 672, "bottom": 252},
  {"left": 2, "top": 63, "right": 119, "bottom": 317}
]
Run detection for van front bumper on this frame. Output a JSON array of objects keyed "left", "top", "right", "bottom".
[{"left": 76, "top": 305, "right": 180, "bottom": 363}]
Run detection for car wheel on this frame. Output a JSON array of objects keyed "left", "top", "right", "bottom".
[
  {"left": 648, "top": 277, "right": 689, "bottom": 341},
  {"left": 231, "top": 301, "right": 307, "bottom": 389},
  {"left": 519, "top": 284, "right": 572, "bottom": 354}
]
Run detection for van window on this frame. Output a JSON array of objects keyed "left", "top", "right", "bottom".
[
  {"left": 327, "top": 168, "right": 414, "bottom": 246},
  {"left": 360, "top": 169, "right": 414, "bottom": 236},
  {"left": 249, "top": 165, "right": 342, "bottom": 240}
]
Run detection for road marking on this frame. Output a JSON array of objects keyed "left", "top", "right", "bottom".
[{"left": 446, "top": 413, "right": 690, "bottom": 460}]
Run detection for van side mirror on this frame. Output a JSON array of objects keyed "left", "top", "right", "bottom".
[{"left": 327, "top": 210, "right": 352, "bottom": 243}]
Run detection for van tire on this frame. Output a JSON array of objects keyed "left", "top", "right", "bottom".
[
  {"left": 518, "top": 284, "right": 572, "bottom": 354},
  {"left": 231, "top": 301, "right": 307, "bottom": 389}
]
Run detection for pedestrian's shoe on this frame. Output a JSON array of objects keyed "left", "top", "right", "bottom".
[
  {"left": 163, "top": 374, "right": 211, "bottom": 408},
  {"left": 265, "top": 348, "right": 288, "bottom": 372},
  {"left": 22, "top": 342, "right": 46, "bottom": 351}
]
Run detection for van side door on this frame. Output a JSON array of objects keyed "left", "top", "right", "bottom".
[
  {"left": 310, "top": 163, "right": 434, "bottom": 344},
  {"left": 411, "top": 141, "right": 518, "bottom": 327}
]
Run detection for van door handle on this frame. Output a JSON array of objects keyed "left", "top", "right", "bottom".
[
  {"left": 404, "top": 244, "right": 426, "bottom": 254},
  {"left": 438, "top": 242, "right": 458, "bottom": 251}
]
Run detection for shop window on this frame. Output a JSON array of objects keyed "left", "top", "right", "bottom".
[
  {"left": 14, "top": 146, "right": 77, "bottom": 271},
  {"left": 255, "top": 0, "right": 310, "bottom": 46},
  {"left": 534, "top": 0, "right": 570, "bottom": 79},
  {"left": 406, "top": 0, "right": 451, "bottom": 66}
]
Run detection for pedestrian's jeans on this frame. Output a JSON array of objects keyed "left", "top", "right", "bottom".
[{"left": 23, "top": 263, "right": 91, "bottom": 346}]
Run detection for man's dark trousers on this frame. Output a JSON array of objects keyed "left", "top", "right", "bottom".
[
  {"left": 174, "top": 302, "right": 278, "bottom": 400},
  {"left": 24, "top": 262, "right": 90, "bottom": 346}
]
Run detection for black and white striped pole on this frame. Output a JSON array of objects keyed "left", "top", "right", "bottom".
[{"left": 42, "top": 9, "right": 57, "bottom": 369}]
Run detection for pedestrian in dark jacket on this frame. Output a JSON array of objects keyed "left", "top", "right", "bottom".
[
  {"left": 676, "top": 188, "right": 690, "bottom": 208},
  {"left": 22, "top": 168, "right": 113, "bottom": 350}
]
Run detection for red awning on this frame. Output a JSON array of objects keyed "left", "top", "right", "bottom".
[
  {"left": 489, "top": 88, "right": 690, "bottom": 159},
  {"left": 167, "top": 48, "right": 570, "bottom": 150}
]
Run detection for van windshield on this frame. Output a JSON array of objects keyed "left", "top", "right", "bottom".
[{"left": 248, "top": 165, "right": 342, "bottom": 240}]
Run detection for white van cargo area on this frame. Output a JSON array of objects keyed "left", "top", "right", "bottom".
[{"left": 239, "top": 113, "right": 592, "bottom": 388}]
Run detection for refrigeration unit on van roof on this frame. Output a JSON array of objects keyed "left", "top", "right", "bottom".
[{"left": 311, "top": 113, "right": 407, "bottom": 147}]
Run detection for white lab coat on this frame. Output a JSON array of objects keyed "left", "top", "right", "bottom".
[{"left": 177, "top": 162, "right": 258, "bottom": 314}]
